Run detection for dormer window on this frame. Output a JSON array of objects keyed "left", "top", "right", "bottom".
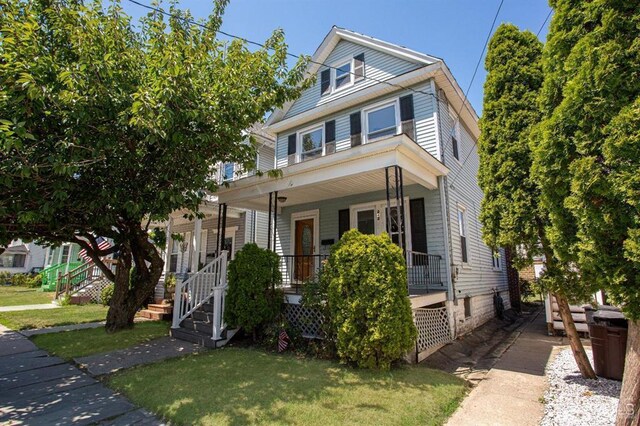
[{"left": 334, "top": 61, "right": 351, "bottom": 90}]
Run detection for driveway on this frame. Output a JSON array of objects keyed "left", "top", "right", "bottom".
[{"left": 0, "top": 324, "right": 162, "bottom": 425}]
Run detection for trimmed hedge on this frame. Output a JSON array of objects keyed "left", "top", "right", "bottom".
[
  {"left": 322, "top": 230, "right": 417, "bottom": 369},
  {"left": 224, "top": 244, "right": 283, "bottom": 339}
]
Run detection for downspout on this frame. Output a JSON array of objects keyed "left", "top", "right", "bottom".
[{"left": 433, "top": 83, "right": 456, "bottom": 303}]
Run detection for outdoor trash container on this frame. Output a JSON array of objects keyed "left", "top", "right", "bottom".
[{"left": 588, "top": 309, "right": 628, "bottom": 381}]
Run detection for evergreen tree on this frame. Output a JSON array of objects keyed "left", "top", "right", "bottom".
[{"left": 479, "top": 23, "right": 595, "bottom": 379}]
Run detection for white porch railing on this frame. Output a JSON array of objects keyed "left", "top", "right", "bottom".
[{"left": 172, "top": 251, "right": 228, "bottom": 340}]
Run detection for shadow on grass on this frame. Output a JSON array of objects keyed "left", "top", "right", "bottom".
[{"left": 109, "top": 347, "right": 466, "bottom": 426}]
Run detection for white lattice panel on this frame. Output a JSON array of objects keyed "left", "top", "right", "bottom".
[
  {"left": 76, "top": 279, "right": 111, "bottom": 303},
  {"left": 285, "top": 303, "right": 324, "bottom": 339},
  {"left": 413, "top": 306, "right": 452, "bottom": 353}
]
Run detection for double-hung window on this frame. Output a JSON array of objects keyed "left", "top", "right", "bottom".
[
  {"left": 222, "top": 162, "right": 235, "bottom": 182},
  {"left": 300, "top": 126, "right": 324, "bottom": 161},
  {"left": 334, "top": 61, "right": 352, "bottom": 91},
  {"left": 366, "top": 102, "right": 398, "bottom": 142},
  {"left": 492, "top": 250, "right": 501, "bottom": 270},
  {"left": 458, "top": 207, "right": 468, "bottom": 263}
]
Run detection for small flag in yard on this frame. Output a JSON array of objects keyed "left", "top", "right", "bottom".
[
  {"left": 78, "top": 237, "right": 111, "bottom": 261},
  {"left": 278, "top": 329, "right": 290, "bottom": 352}
]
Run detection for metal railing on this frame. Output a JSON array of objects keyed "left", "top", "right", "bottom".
[
  {"left": 406, "top": 251, "right": 443, "bottom": 292},
  {"left": 172, "top": 251, "right": 228, "bottom": 340},
  {"left": 279, "top": 254, "right": 329, "bottom": 294}
]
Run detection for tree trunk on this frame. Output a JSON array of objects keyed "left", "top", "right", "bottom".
[
  {"left": 554, "top": 292, "right": 597, "bottom": 379},
  {"left": 617, "top": 320, "right": 640, "bottom": 426},
  {"left": 105, "top": 227, "right": 164, "bottom": 332}
]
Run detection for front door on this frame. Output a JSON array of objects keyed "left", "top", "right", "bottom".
[{"left": 294, "top": 218, "right": 315, "bottom": 281}]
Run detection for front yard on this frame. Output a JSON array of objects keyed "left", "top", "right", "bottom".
[
  {"left": 0, "top": 304, "right": 108, "bottom": 330},
  {"left": 109, "top": 347, "right": 467, "bottom": 426},
  {"left": 0, "top": 285, "right": 53, "bottom": 307},
  {"left": 31, "top": 320, "right": 170, "bottom": 359}
]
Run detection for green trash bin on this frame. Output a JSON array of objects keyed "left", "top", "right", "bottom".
[{"left": 588, "top": 309, "right": 628, "bottom": 381}]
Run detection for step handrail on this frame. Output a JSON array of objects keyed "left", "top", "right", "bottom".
[
  {"left": 171, "top": 251, "right": 228, "bottom": 339},
  {"left": 55, "top": 259, "right": 117, "bottom": 299}
]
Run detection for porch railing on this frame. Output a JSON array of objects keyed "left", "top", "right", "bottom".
[
  {"left": 406, "top": 251, "right": 443, "bottom": 292},
  {"left": 172, "top": 251, "right": 228, "bottom": 340},
  {"left": 279, "top": 254, "right": 329, "bottom": 294},
  {"left": 54, "top": 259, "right": 117, "bottom": 299}
]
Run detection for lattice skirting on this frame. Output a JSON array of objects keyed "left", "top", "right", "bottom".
[
  {"left": 284, "top": 303, "right": 324, "bottom": 339},
  {"left": 74, "top": 279, "right": 111, "bottom": 303},
  {"left": 413, "top": 306, "right": 452, "bottom": 353}
]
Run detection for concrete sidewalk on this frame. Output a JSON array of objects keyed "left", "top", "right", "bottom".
[
  {"left": 0, "top": 303, "right": 59, "bottom": 312},
  {"left": 446, "top": 311, "right": 564, "bottom": 426}
]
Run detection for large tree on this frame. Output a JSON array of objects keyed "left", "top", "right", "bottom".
[
  {"left": 531, "top": 1, "right": 640, "bottom": 423},
  {"left": 0, "top": 0, "right": 308, "bottom": 331},
  {"left": 479, "top": 23, "right": 595, "bottom": 379}
]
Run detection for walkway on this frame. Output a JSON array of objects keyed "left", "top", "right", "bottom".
[
  {"left": 0, "top": 303, "right": 59, "bottom": 312},
  {"left": 0, "top": 325, "right": 163, "bottom": 425},
  {"left": 446, "top": 310, "right": 564, "bottom": 426}
]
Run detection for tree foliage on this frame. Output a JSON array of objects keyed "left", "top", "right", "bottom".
[
  {"left": 322, "top": 230, "right": 416, "bottom": 370},
  {"left": 224, "top": 244, "right": 283, "bottom": 338},
  {"left": 0, "top": 0, "right": 308, "bottom": 330},
  {"left": 531, "top": 0, "right": 640, "bottom": 318},
  {"left": 478, "top": 24, "right": 544, "bottom": 267}
]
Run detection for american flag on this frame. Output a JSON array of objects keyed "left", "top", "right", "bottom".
[
  {"left": 78, "top": 237, "right": 111, "bottom": 261},
  {"left": 278, "top": 329, "right": 290, "bottom": 352}
]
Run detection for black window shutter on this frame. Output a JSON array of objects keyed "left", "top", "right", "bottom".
[
  {"left": 354, "top": 53, "right": 365, "bottom": 80},
  {"left": 400, "top": 94, "right": 416, "bottom": 140},
  {"left": 320, "top": 69, "right": 331, "bottom": 95},
  {"left": 409, "top": 198, "right": 428, "bottom": 253},
  {"left": 287, "top": 134, "right": 296, "bottom": 155},
  {"left": 325, "top": 120, "right": 336, "bottom": 143},
  {"left": 350, "top": 112, "right": 362, "bottom": 147},
  {"left": 338, "top": 209, "right": 350, "bottom": 239}
]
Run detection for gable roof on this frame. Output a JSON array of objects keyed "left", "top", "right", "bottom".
[{"left": 267, "top": 26, "right": 480, "bottom": 139}]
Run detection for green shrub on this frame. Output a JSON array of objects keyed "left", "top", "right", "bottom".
[
  {"left": 101, "top": 284, "right": 114, "bottom": 306},
  {"left": 301, "top": 274, "right": 336, "bottom": 357},
  {"left": 164, "top": 273, "right": 176, "bottom": 302},
  {"left": 224, "top": 243, "right": 283, "bottom": 340},
  {"left": 25, "top": 274, "right": 43, "bottom": 288},
  {"left": 11, "top": 273, "right": 28, "bottom": 287},
  {"left": 323, "top": 230, "right": 417, "bottom": 370},
  {"left": 0, "top": 271, "right": 11, "bottom": 284}
]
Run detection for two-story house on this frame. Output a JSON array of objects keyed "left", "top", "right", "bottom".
[{"left": 170, "top": 27, "right": 510, "bottom": 358}]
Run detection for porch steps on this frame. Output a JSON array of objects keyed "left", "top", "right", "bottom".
[
  {"left": 170, "top": 301, "right": 238, "bottom": 348},
  {"left": 138, "top": 303, "right": 173, "bottom": 321}
]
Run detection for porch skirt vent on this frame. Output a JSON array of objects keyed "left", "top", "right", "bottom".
[
  {"left": 284, "top": 303, "right": 324, "bottom": 339},
  {"left": 413, "top": 306, "right": 452, "bottom": 353}
]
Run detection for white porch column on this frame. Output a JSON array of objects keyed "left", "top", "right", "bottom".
[
  {"left": 191, "top": 218, "right": 203, "bottom": 272},
  {"left": 164, "top": 217, "right": 173, "bottom": 273}
]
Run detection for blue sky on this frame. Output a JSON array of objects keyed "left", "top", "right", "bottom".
[{"left": 121, "top": 0, "right": 552, "bottom": 114}]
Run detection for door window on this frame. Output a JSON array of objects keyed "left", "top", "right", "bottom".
[{"left": 356, "top": 209, "right": 376, "bottom": 235}]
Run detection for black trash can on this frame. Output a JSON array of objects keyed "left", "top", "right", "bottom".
[{"left": 588, "top": 308, "right": 628, "bottom": 381}]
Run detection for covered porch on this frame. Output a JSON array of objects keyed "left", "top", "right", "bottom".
[{"left": 217, "top": 134, "right": 451, "bottom": 299}]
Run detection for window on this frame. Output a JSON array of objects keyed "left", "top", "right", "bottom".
[
  {"left": 169, "top": 237, "right": 180, "bottom": 272},
  {"left": 366, "top": 103, "right": 397, "bottom": 141},
  {"left": 0, "top": 253, "right": 25, "bottom": 268},
  {"left": 60, "top": 245, "right": 70, "bottom": 264},
  {"left": 458, "top": 207, "right": 468, "bottom": 263},
  {"left": 449, "top": 107, "right": 461, "bottom": 161},
  {"left": 386, "top": 205, "right": 405, "bottom": 246},
  {"left": 464, "top": 296, "right": 471, "bottom": 318},
  {"left": 492, "top": 250, "right": 501, "bottom": 270},
  {"left": 46, "top": 248, "right": 54, "bottom": 266},
  {"left": 356, "top": 209, "right": 376, "bottom": 235},
  {"left": 452, "top": 135, "right": 459, "bottom": 160},
  {"left": 222, "top": 162, "right": 235, "bottom": 182},
  {"left": 334, "top": 61, "right": 351, "bottom": 90},
  {"left": 300, "top": 126, "right": 323, "bottom": 161}
]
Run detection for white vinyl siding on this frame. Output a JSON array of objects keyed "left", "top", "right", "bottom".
[{"left": 284, "top": 40, "right": 421, "bottom": 119}]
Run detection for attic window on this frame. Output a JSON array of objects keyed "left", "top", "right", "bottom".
[{"left": 334, "top": 62, "right": 351, "bottom": 90}]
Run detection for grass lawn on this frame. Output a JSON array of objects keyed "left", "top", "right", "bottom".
[
  {"left": 32, "top": 321, "right": 170, "bottom": 359},
  {"left": 109, "top": 348, "right": 467, "bottom": 426},
  {"left": 0, "top": 304, "right": 108, "bottom": 330},
  {"left": 0, "top": 285, "right": 53, "bottom": 307}
]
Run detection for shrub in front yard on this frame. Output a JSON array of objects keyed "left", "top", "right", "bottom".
[
  {"left": 224, "top": 244, "right": 283, "bottom": 340},
  {"left": 323, "top": 230, "right": 417, "bottom": 370},
  {"left": 101, "top": 284, "right": 114, "bottom": 306}
]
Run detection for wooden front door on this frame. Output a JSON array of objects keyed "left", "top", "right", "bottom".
[{"left": 294, "top": 218, "right": 315, "bottom": 281}]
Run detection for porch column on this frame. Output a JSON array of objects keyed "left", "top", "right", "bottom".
[
  {"left": 191, "top": 217, "right": 202, "bottom": 272},
  {"left": 267, "top": 192, "right": 273, "bottom": 251},
  {"left": 385, "top": 165, "right": 407, "bottom": 254},
  {"left": 164, "top": 217, "right": 173, "bottom": 273},
  {"left": 216, "top": 203, "right": 227, "bottom": 256}
]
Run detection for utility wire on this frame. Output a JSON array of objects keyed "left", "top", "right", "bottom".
[
  {"left": 537, "top": 9, "right": 553, "bottom": 38},
  {"left": 447, "top": 0, "right": 504, "bottom": 188}
]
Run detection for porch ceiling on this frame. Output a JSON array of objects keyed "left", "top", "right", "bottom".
[{"left": 216, "top": 134, "right": 449, "bottom": 211}]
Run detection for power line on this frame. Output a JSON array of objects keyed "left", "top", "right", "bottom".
[
  {"left": 126, "top": 0, "right": 443, "bottom": 104},
  {"left": 537, "top": 9, "right": 553, "bottom": 37},
  {"left": 447, "top": 0, "right": 504, "bottom": 188}
]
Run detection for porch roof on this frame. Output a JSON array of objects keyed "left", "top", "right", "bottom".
[{"left": 216, "top": 134, "right": 449, "bottom": 211}]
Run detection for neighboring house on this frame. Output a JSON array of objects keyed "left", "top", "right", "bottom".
[
  {"left": 152, "top": 127, "right": 276, "bottom": 302},
  {"left": 0, "top": 239, "right": 46, "bottom": 275},
  {"left": 205, "top": 27, "right": 510, "bottom": 355}
]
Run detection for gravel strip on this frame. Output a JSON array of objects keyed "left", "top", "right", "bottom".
[{"left": 541, "top": 348, "right": 621, "bottom": 426}]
